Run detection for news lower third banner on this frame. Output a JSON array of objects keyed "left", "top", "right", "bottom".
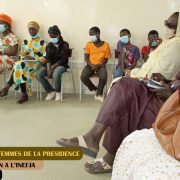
[{"left": 0, "top": 147, "right": 83, "bottom": 170}]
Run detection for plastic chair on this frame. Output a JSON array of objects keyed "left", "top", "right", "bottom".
[
  {"left": 60, "top": 48, "right": 76, "bottom": 102},
  {"left": 38, "top": 48, "right": 76, "bottom": 102},
  {"left": 79, "top": 58, "right": 108, "bottom": 102},
  {"left": 114, "top": 49, "right": 119, "bottom": 70},
  {"left": 79, "top": 74, "right": 108, "bottom": 102}
]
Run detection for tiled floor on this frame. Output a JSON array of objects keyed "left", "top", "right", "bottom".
[{"left": 0, "top": 93, "right": 111, "bottom": 180}]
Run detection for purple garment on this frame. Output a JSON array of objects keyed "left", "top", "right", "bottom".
[
  {"left": 116, "top": 41, "right": 140, "bottom": 68},
  {"left": 96, "top": 77, "right": 163, "bottom": 154}
]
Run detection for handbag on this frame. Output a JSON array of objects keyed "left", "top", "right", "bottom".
[{"left": 153, "top": 90, "right": 180, "bottom": 160}]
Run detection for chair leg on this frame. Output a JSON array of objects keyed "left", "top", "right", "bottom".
[
  {"left": 79, "top": 80, "right": 83, "bottom": 102},
  {"left": 71, "top": 71, "right": 76, "bottom": 94},
  {"left": 40, "top": 83, "right": 42, "bottom": 100},
  {"left": 37, "top": 80, "right": 39, "bottom": 100},
  {"left": 14, "top": 90, "right": 17, "bottom": 99},
  {"left": 3, "top": 71, "right": 6, "bottom": 86},
  {"left": 60, "top": 75, "right": 63, "bottom": 103}
]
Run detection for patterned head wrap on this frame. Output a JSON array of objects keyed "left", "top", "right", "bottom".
[
  {"left": 27, "top": 21, "right": 40, "bottom": 31},
  {"left": 0, "top": 13, "right": 12, "bottom": 26}
]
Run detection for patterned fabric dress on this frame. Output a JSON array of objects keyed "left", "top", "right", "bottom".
[
  {"left": 112, "top": 129, "right": 180, "bottom": 180},
  {"left": 0, "top": 32, "right": 19, "bottom": 72},
  {"left": 12, "top": 36, "right": 46, "bottom": 95}
]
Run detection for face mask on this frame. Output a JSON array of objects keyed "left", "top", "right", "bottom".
[
  {"left": 31, "top": 34, "right": 39, "bottom": 39},
  {"left": 120, "top": 35, "right": 129, "bottom": 44},
  {"left": 50, "top": 37, "right": 59, "bottom": 44},
  {"left": 0, "top": 24, "right": 6, "bottom": 33},
  {"left": 90, "top": 35, "right": 97, "bottom": 42},
  {"left": 151, "top": 41, "right": 158, "bottom": 47},
  {"left": 164, "top": 27, "right": 176, "bottom": 39}
]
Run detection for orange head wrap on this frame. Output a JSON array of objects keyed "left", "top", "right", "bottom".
[{"left": 0, "top": 13, "right": 12, "bottom": 26}]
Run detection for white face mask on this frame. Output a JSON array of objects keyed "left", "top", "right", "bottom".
[{"left": 164, "top": 26, "right": 176, "bottom": 39}]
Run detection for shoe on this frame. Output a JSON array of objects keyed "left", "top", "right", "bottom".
[
  {"left": 0, "top": 88, "right": 8, "bottom": 97},
  {"left": 56, "top": 136, "right": 97, "bottom": 158},
  {"left": 84, "top": 158, "right": 112, "bottom": 174},
  {"left": 17, "top": 94, "right": 28, "bottom": 104},
  {"left": 55, "top": 92, "right": 61, "bottom": 101},
  {"left": 94, "top": 95, "right": 104, "bottom": 102},
  {"left": 45, "top": 91, "right": 55, "bottom": 100}
]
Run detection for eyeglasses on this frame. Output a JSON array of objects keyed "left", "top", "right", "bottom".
[{"left": 164, "top": 20, "right": 177, "bottom": 29}]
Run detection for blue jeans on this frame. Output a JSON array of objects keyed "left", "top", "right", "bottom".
[
  {"left": 113, "top": 66, "right": 124, "bottom": 79},
  {"left": 36, "top": 66, "right": 67, "bottom": 93}
]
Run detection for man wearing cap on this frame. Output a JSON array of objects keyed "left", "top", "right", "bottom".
[{"left": 0, "top": 13, "right": 19, "bottom": 73}]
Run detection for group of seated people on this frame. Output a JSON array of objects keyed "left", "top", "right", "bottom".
[
  {"left": 0, "top": 11, "right": 180, "bottom": 179},
  {"left": 57, "top": 11, "right": 180, "bottom": 178},
  {"left": 0, "top": 12, "right": 165, "bottom": 104}
]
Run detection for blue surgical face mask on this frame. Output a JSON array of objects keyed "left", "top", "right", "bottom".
[
  {"left": 120, "top": 35, "right": 129, "bottom": 44},
  {"left": 0, "top": 24, "right": 6, "bottom": 33},
  {"left": 50, "top": 37, "right": 59, "bottom": 44},
  {"left": 90, "top": 35, "right": 97, "bottom": 42},
  {"left": 31, "top": 34, "right": 39, "bottom": 39},
  {"left": 151, "top": 41, "right": 158, "bottom": 47}
]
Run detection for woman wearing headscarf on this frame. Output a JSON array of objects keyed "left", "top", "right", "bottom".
[
  {"left": 36, "top": 25, "right": 69, "bottom": 101},
  {"left": 57, "top": 12, "right": 180, "bottom": 174},
  {"left": 0, "top": 21, "right": 46, "bottom": 104},
  {"left": 0, "top": 13, "right": 19, "bottom": 73}
]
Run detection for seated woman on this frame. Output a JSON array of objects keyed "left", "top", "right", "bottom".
[
  {"left": 36, "top": 25, "right": 69, "bottom": 101},
  {"left": 112, "top": 129, "right": 180, "bottom": 180},
  {"left": 113, "top": 29, "right": 140, "bottom": 79},
  {"left": 126, "top": 12, "right": 180, "bottom": 80},
  {"left": 0, "top": 21, "right": 46, "bottom": 104},
  {"left": 0, "top": 13, "right": 19, "bottom": 73},
  {"left": 112, "top": 89, "right": 180, "bottom": 180},
  {"left": 56, "top": 11, "right": 180, "bottom": 174}
]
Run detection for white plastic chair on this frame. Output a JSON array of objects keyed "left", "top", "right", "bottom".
[
  {"left": 79, "top": 74, "right": 108, "bottom": 102},
  {"left": 38, "top": 48, "right": 76, "bottom": 102}
]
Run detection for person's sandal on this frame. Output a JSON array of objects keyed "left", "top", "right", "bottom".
[
  {"left": 17, "top": 94, "right": 28, "bottom": 104},
  {"left": 84, "top": 158, "right": 112, "bottom": 174},
  {"left": 0, "top": 88, "right": 8, "bottom": 97}
]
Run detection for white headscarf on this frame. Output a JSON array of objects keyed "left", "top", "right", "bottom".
[{"left": 168, "top": 0, "right": 180, "bottom": 37}]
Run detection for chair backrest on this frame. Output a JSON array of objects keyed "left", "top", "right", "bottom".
[
  {"left": 113, "top": 49, "right": 119, "bottom": 70},
  {"left": 68, "top": 48, "right": 73, "bottom": 69},
  {"left": 68, "top": 48, "right": 73, "bottom": 58},
  {"left": 114, "top": 49, "right": 119, "bottom": 59}
]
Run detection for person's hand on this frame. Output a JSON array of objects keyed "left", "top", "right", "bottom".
[
  {"left": 24, "top": 56, "right": 35, "bottom": 60},
  {"left": 91, "top": 64, "right": 101, "bottom": 71},
  {"left": 151, "top": 73, "right": 167, "bottom": 82},
  {"left": 36, "top": 64, "right": 42, "bottom": 70},
  {"left": 47, "top": 69, "right": 53, "bottom": 78},
  {"left": 157, "top": 38, "right": 162, "bottom": 45},
  {"left": 51, "top": 64, "right": 57, "bottom": 71},
  {"left": 149, "top": 81, "right": 173, "bottom": 100},
  {"left": 125, "top": 69, "right": 131, "bottom": 77},
  {"left": 170, "top": 80, "right": 180, "bottom": 91}
]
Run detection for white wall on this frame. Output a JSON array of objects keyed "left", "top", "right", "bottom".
[
  {"left": 0, "top": 0, "right": 177, "bottom": 93},
  {"left": 0, "top": 0, "right": 174, "bottom": 61}
]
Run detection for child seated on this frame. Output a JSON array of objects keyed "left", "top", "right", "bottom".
[
  {"left": 81, "top": 26, "right": 111, "bottom": 102},
  {"left": 141, "top": 30, "right": 162, "bottom": 62},
  {"left": 113, "top": 29, "right": 140, "bottom": 79}
]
